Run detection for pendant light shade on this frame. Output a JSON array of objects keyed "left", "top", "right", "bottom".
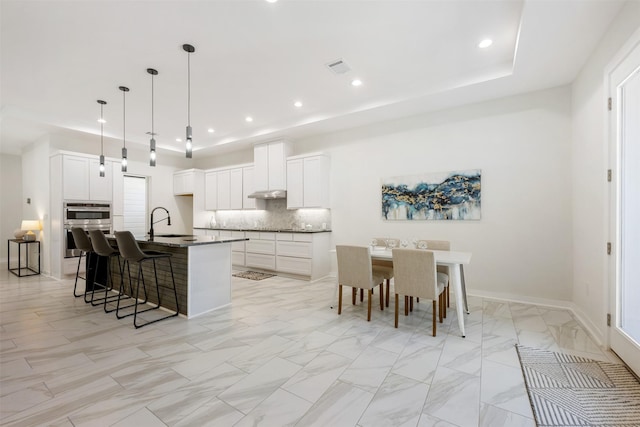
[
  {"left": 183, "top": 43, "right": 195, "bottom": 158},
  {"left": 97, "top": 100, "right": 107, "bottom": 177},
  {"left": 119, "top": 86, "right": 129, "bottom": 172},
  {"left": 147, "top": 68, "right": 158, "bottom": 167}
]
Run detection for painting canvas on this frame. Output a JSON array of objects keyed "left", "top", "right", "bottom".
[{"left": 382, "top": 169, "right": 481, "bottom": 220}]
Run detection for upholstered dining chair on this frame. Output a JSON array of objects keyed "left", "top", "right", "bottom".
[
  {"left": 416, "top": 239, "right": 451, "bottom": 310},
  {"left": 371, "top": 238, "right": 399, "bottom": 307},
  {"left": 392, "top": 248, "right": 448, "bottom": 336},
  {"left": 336, "top": 245, "right": 385, "bottom": 321}
]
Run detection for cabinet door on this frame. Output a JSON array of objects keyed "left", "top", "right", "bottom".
[
  {"left": 205, "top": 172, "right": 218, "bottom": 210},
  {"left": 253, "top": 143, "right": 269, "bottom": 191},
  {"left": 217, "top": 169, "right": 231, "bottom": 210},
  {"left": 63, "top": 155, "right": 89, "bottom": 200},
  {"left": 286, "top": 158, "right": 304, "bottom": 209},
  {"left": 268, "top": 142, "right": 286, "bottom": 190},
  {"left": 229, "top": 168, "right": 243, "bottom": 210},
  {"left": 89, "top": 159, "right": 112, "bottom": 201},
  {"left": 303, "top": 156, "right": 327, "bottom": 207}
]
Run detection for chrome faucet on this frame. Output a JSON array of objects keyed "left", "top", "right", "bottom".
[{"left": 149, "top": 207, "right": 171, "bottom": 240}]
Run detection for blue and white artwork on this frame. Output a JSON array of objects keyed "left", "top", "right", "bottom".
[{"left": 382, "top": 169, "right": 481, "bottom": 220}]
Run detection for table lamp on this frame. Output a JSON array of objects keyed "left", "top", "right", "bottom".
[{"left": 21, "top": 220, "right": 41, "bottom": 241}]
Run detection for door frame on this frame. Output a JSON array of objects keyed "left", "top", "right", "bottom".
[{"left": 606, "top": 27, "right": 640, "bottom": 375}]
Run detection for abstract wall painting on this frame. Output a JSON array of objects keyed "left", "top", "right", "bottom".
[{"left": 381, "top": 169, "right": 481, "bottom": 220}]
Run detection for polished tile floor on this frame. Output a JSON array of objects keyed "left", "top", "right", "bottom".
[{"left": 0, "top": 266, "right": 619, "bottom": 427}]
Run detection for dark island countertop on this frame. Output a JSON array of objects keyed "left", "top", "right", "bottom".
[
  {"left": 107, "top": 234, "right": 248, "bottom": 248},
  {"left": 194, "top": 227, "right": 332, "bottom": 234}
]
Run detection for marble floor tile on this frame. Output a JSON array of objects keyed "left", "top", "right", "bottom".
[{"left": 0, "top": 269, "right": 620, "bottom": 427}]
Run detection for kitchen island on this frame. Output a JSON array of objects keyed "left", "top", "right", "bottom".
[{"left": 106, "top": 234, "right": 247, "bottom": 318}]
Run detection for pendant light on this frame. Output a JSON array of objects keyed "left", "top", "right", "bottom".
[
  {"left": 183, "top": 43, "right": 195, "bottom": 158},
  {"left": 97, "top": 100, "right": 107, "bottom": 177},
  {"left": 119, "top": 86, "right": 129, "bottom": 172},
  {"left": 147, "top": 68, "right": 158, "bottom": 167}
]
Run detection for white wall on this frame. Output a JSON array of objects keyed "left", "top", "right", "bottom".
[
  {"left": 571, "top": 1, "right": 640, "bottom": 344},
  {"left": 292, "top": 86, "right": 574, "bottom": 303},
  {"left": 0, "top": 154, "right": 23, "bottom": 262}
]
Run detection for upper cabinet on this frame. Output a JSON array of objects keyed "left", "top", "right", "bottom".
[
  {"left": 253, "top": 140, "right": 291, "bottom": 191},
  {"left": 62, "top": 154, "right": 112, "bottom": 201},
  {"left": 173, "top": 169, "right": 196, "bottom": 195},
  {"left": 286, "top": 154, "right": 330, "bottom": 209}
]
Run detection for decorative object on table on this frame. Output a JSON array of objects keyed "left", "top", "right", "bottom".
[
  {"left": 21, "top": 220, "right": 41, "bottom": 241},
  {"left": 232, "top": 271, "right": 276, "bottom": 281},
  {"left": 516, "top": 345, "right": 640, "bottom": 427},
  {"left": 381, "top": 169, "right": 481, "bottom": 220}
]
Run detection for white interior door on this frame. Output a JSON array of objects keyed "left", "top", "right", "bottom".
[
  {"left": 123, "top": 175, "right": 148, "bottom": 239},
  {"left": 609, "top": 35, "right": 640, "bottom": 376}
]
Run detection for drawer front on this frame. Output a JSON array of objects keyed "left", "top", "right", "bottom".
[
  {"left": 277, "top": 256, "right": 312, "bottom": 276},
  {"left": 276, "top": 241, "right": 312, "bottom": 258},
  {"left": 246, "top": 240, "right": 276, "bottom": 255},
  {"left": 276, "top": 233, "right": 294, "bottom": 241},
  {"left": 293, "top": 233, "right": 313, "bottom": 242},
  {"left": 246, "top": 253, "right": 276, "bottom": 270},
  {"left": 232, "top": 251, "right": 245, "bottom": 267}
]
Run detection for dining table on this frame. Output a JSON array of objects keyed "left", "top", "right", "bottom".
[{"left": 370, "top": 248, "right": 472, "bottom": 337}]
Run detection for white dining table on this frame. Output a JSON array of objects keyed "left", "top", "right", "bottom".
[{"left": 370, "top": 248, "right": 472, "bottom": 337}]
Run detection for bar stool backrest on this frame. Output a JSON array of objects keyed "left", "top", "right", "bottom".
[
  {"left": 114, "top": 231, "right": 146, "bottom": 262},
  {"left": 88, "top": 230, "right": 117, "bottom": 257},
  {"left": 71, "top": 228, "right": 93, "bottom": 253}
]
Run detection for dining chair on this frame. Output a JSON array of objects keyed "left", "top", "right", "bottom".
[
  {"left": 336, "top": 245, "right": 385, "bottom": 321},
  {"left": 392, "top": 248, "right": 448, "bottom": 336},
  {"left": 371, "top": 237, "right": 399, "bottom": 307},
  {"left": 416, "top": 239, "right": 451, "bottom": 311}
]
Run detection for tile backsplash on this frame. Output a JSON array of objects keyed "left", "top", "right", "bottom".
[{"left": 208, "top": 199, "right": 331, "bottom": 230}]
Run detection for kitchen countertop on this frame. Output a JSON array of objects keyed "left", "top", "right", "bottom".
[
  {"left": 107, "top": 234, "right": 248, "bottom": 248},
  {"left": 194, "top": 227, "right": 332, "bottom": 233}
]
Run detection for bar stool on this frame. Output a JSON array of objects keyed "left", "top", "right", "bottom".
[
  {"left": 114, "top": 231, "right": 180, "bottom": 328},
  {"left": 87, "top": 230, "right": 130, "bottom": 313},
  {"left": 70, "top": 227, "right": 96, "bottom": 301}
]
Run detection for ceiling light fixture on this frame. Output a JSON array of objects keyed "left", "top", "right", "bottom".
[
  {"left": 183, "top": 43, "right": 195, "bottom": 158},
  {"left": 294, "top": 101, "right": 303, "bottom": 108},
  {"left": 351, "top": 79, "right": 363, "bottom": 87},
  {"left": 119, "top": 86, "right": 129, "bottom": 172},
  {"left": 147, "top": 68, "right": 158, "bottom": 167},
  {"left": 97, "top": 100, "right": 107, "bottom": 177},
  {"left": 478, "top": 39, "right": 493, "bottom": 49}
]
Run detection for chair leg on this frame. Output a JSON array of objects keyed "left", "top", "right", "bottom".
[
  {"left": 385, "top": 279, "right": 390, "bottom": 307},
  {"left": 405, "top": 295, "right": 409, "bottom": 316},
  {"left": 432, "top": 300, "right": 437, "bottom": 336},
  {"left": 394, "top": 293, "right": 399, "bottom": 328},
  {"left": 379, "top": 283, "right": 384, "bottom": 310},
  {"left": 338, "top": 284, "right": 343, "bottom": 315},
  {"left": 367, "top": 289, "right": 372, "bottom": 321}
]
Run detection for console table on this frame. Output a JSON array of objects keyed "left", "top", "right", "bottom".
[{"left": 7, "top": 239, "right": 40, "bottom": 277}]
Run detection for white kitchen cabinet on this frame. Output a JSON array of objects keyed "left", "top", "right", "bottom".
[
  {"left": 253, "top": 140, "right": 291, "bottom": 191},
  {"left": 216, "top": 170, "right": 231, "bottom": 210},
  {"left": 286, "top": 154, "right": 330, "bottom": 209},
  {"left": 205, "top": 171, "right": 217, "bottom": 210},
  {"left": 242, "top": 166, "right": 265, "bottom": 210},
  {"left": 173, "top": 169, "right": 196, "bottom": 195},
  {"left": 62, "top": 155, "right": 112, "bottom": 201}
]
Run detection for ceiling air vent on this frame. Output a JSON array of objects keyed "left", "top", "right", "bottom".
[{"left": 326, "top": 59, "right": 351, "bottom": 75}]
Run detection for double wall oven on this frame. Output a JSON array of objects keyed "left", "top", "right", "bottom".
[{"left": 63, "top": 201, "right": 112, "bottom": 257}]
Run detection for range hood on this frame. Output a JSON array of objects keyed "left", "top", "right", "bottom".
[{"left": 247, "top": 189, "right": 287, "bottom": 199}]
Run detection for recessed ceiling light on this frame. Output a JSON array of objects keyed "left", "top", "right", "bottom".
[
  {"left": 176, "top": 138, "right": 182, "bottom": 142},
  {"left": 208, "top": 128, "right": 215, "bottom": 133},
  {"left": 351, "top": 79, "right": 363, "bottom": 87},
  {"left": 294, "top": 101, "right": 303, "bottom": 108},
  {"left": 478, "top": 39, "right": 493, "bottom": 49},
  {"left": 97, "top": 118, "right": 106, "bottom": 123},
  {"left": 245, "top": 116, "right": 253, "bottom": 122}
]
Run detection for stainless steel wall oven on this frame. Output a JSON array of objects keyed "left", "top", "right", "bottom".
[{"left": 63, "top": 202, "right": 112, "bottom": 258}]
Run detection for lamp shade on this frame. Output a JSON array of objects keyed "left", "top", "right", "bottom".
[{"left": 21, "top": 220, "right": 40, "bottom": 241}]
